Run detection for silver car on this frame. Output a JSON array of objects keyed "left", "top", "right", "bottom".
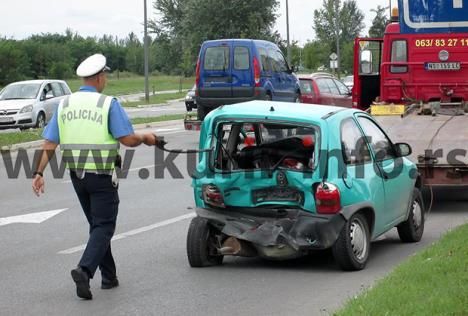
[{"left": 0, "top": 80, "right": 71, "bottom": 130}]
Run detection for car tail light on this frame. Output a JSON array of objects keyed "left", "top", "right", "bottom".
[
  {"left": 302, "top": 136, "right": 314, "bottom": 148},
  {"left": 203, "top": 184, "right": 225, "bottom": 208},
  {"left": 253, "top": 57, "right": 261, "bottom": 87},
  {"left": 195, "top": 58, "right": 201, "bottom": 90},
  {"left": 244, "top": 136, "right": 255, "bottom": 147},
  {"left": 315, "top": 182, "right": 341, "bottom": 214}
]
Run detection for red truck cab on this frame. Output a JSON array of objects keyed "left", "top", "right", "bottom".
[{"left": 353, "top": 19, "right": 468, "bottom": 111}]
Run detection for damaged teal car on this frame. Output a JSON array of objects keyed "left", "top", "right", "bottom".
[{"left": 187, "top": 101, "right": 425, "bottom": 271}]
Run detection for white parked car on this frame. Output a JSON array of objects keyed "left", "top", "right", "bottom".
[{"left": 0, "top": 80, "right": 72, "bottom": 130}]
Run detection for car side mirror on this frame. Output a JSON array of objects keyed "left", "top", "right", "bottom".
[{"left": 395, "top": 143, "right": 412, "bottom": 157}]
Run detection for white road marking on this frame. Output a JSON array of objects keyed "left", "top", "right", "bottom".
[
  {"left": 58, "top": 212, "right": 196, "bottom": 255},
  {"left": 0, "top": 208, "right": 68, "bottom": 227},
  {"left": 154, "top": 128, "right": 182, "bottom": 132}
]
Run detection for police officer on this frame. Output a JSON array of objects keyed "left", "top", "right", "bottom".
[{"left": 32, "top": 54, "right": 159, "bottom": 300}]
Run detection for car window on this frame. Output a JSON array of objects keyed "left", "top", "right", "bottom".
[
  {"left": 61, "top": 83, "right": 71, "bottom": 94},
  {"left": 0, "top": 83, "right": 41, "bottom": 100},
  {"left": 315, "top": 79, "right": 331, "bottom": 94},
  {"left": 323, "top": 78, "right": 340, "bottom": 95},
  {"left": 258, "top": 47, "right": 271, "bottom": 72},
  {"left": 42, "top": 84, "right": 54, "bottom": 99},
  {"left": 341, "top": 118, "right": 372, "bottom": 164},
  {"left": 334, "top": 79, "right": 349, "bottom": 95},
  {"left": 51, "top": 82, "right": 64, "bottom": 97},
  {"left": 357, "top": 116, "right": 396, "bottom": 161},
  {"left": 234, "top": 46, "right": 250, "bottom": 70},
  {"left": 299, "top": 80, "right": 315, "bottom": 96},
  {"left": 204, "top": 46, "right": 230, "bottom": 71}
]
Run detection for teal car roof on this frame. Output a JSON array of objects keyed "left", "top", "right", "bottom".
[{"left": 207, "top": 101, "right": 353, "bottom": 124}]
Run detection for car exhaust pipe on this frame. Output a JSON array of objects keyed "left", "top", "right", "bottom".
[{"left": 218, "top": 237, "right": 257, "bottom": 257}]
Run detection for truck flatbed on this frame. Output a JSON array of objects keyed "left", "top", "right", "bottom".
[{"left": 376, "top": 113, "right": 468, "bottom": 185}]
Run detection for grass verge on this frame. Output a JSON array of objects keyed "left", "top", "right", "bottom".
[
  {"left": 0, "top": 115, "right": 185, "bottom": 148},
  {"left": 130, "top": 114, "right": 184, "bottom": 125},
  {"left": 334, "top": 223, "right": 468, "bottom": 316},
  {"left": 122, "top": 92, "right": 186, "bottom": 108},
  {"left": 0, "top": 129, "right": 43, "bottom": 147},
  {"left": 67, "top": 75, "right": 194, "bottom": 96}
]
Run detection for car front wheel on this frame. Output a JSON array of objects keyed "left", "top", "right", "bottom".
[
  {"left": 332, "top": 213, "right": 370, "bottom": 271},
  {"left": 397, "top": 188, "right": 425, "bottom": 243},
  {"left": 35, "top": 112, "right": 46, "bottom": 129},
  {"left": 186, "top": 217, "right": 224, "bottom": 267}
]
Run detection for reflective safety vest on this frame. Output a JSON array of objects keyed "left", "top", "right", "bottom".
[{"left": 58, "top": 92, "right": 119, "bottom": 174}]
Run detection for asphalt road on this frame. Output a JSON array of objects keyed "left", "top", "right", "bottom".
[
  {"left": 125, "top": 100, "right": 188, "bottom": 119},
  {"left": 0, "top": 121, "right": 467, "bottom": 316}
]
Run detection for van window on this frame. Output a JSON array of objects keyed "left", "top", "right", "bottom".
[
  {"left": 258, "top": 47, "right": 271, "bottom": 71},
  {"left": 204, "top": 46, "right": 230, "bottom": 71},
  {"left": 269, "top": 49, "right": 288, "bottom": 72},
  {"left": 234, "top": 46, "right": 250, "bottom": 70},
  {"left": 391, "top": 40, "right": 408, "bottom": 73}
]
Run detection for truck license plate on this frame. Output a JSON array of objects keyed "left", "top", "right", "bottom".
[{"left": 425, "top": 62, "right": 461, "bottom": 71}]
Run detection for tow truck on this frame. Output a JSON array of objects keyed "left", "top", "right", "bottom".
[{"left": 353, "top": 1, "right": 468, "bottom": 186}]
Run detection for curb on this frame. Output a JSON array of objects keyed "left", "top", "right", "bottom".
[
  {"left": 1, "top": 119, "right": 184, "bottom": 153},
  {"left": 128, "top": 98, "right": 185, "bottom": 109}
]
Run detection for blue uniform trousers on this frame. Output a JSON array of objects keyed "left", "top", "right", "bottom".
[{"left": 70, "top": 171, "right": 119, "bottom": 279}]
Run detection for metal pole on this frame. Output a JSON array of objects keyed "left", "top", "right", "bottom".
[
  {"left": 335, "top": 0, "right": 341, "bottom": 79},
  {"left": 144, "top": 0, "right": 150, "bottom": 103},
  {"left": 286, "top": 0, "right": 291, "bottom": 67}
]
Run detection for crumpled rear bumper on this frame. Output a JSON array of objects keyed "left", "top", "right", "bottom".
[{"left": 196, "top": 207, "right": 346, "bottom": 255}]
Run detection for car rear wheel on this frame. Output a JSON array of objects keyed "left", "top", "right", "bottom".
[
  {"left": 187, "top": 217, "right": 224, "bottom": 267},
  {"left": 35, "top": 112, "right": 46, "bottom": 129},
  {"left": 397, "top": 188, "right": 425, "bottom": 243},
  {"left": 332, "top": 213, "right": 370, "bottom": 271}
]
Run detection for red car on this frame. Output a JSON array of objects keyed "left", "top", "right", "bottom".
[{"left": 299, "top": 73, "right": 352, "bottom": 107}]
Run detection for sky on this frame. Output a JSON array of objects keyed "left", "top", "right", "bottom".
[{"left": 0, "top": 0, "right": 391, "bottom": 45}]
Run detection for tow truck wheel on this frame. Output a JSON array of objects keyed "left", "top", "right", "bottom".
[
  {"left": 397, "top": 188, "right": 425, "bottom": 243},
  {"left": 332, "top": 213, "right": 370, "bottom": 271},
  {"left": 186, "top": 216, "right": 224, "bottom": 267}
]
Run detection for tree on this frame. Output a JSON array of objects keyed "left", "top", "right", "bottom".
[
  {"left": 369, "top": 5, "right": 389, "bottom": 38},
  {"left": 313, "top": 0, "right": 365, "bottom": 74},
  {"left": 150, "top": 0, "right": 279, "bottom": 75},
  {"left": 302, "top": 41, "right": 330, "bottom": 71},
  {"left": 0, "top": 40, "right": 31, "bottom": 85}
]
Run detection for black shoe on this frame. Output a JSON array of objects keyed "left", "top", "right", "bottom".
[
  {"left": 101, "top": 277, "right": 119, "bottom": 290},
  {"left": 71, "top": 267, "right": 92, "bottom": 300}
]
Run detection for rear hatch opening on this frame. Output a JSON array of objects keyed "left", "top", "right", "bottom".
[{"left": 212, "top": 121, "right": 319, "bottom": 173}]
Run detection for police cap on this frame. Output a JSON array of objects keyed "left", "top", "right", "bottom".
[{"left": 76, "top": 54, "right": 111, "bottom": 78}]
